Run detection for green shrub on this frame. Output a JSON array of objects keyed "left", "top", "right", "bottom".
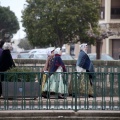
[{"left": 5, "top": 67, "right": 35, "bottom": 82}]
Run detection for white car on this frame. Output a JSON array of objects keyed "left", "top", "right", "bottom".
[
  {"left": 29, "top": 53, "right": 74, "bottom": 60},
  {"left": 29, "top": 54, "right": 47, "bottom": 60},
  {"left": 88, "top": 53, "right": 114, "bottom": 60},
  {"left": 29, "top": 49, "right": 47, "bottom": 54},
  {"left": 61, "top": 54, "right": 74, "bottom": 60},
  {"left": 17, "top": 53, "right": 30, "bottom": 59}
]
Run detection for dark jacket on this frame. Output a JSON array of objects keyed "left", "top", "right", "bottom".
[
  {"left": 0, "top": 49, "right": 15, "bottom": 72},
  {"left": 50, "top": 54, "right": 66, "bottom": 74},
  {"left": 76, "top": 50, "right": 95, "bottom": 79}
]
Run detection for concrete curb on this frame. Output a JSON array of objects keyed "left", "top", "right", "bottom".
[{"left": 0, "top": 110, "right": 120, "bottom": 117}]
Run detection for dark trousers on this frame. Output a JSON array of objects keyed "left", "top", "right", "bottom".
[
  {"left": 0, "top": 82, "right": 2, "bottom": 96},
  {"left": 0, "top": 74, "right": 4, "bottom": 96}
]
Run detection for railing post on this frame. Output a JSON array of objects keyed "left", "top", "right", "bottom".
[
  {"left": 110, "top": 72, "right": 114, "bottom": 110},
  {"left": 102, "top": 72, "right": 106, "bottom": 110},
  {"left": 118, "top": 73, "right": 120, "bottom": 110},
  {"left": 74, "top": 71, "right": 77, "bottom": 112}
]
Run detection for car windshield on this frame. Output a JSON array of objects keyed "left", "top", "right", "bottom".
[{"left": 29, "top": 54, "right": 47, "bottom": 60}]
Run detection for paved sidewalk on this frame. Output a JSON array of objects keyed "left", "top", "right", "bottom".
[
  {"left": 0, "top": 97, "right": 119, "bottom": 110},
  {"left": 0, "top": 110, "right": 120, "bottom": 120}
]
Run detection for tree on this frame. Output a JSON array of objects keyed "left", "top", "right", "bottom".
[
  {"left": 0, "top": 6, "right": 19, "bottom": 41},
  {"left": 22, "top": 0, "right": 100, "bottom": 47},
  {"left": 18, "top": 38, "right": 33, "bottom": 50},
  {"left": 87, "top": 23, "right": 116, "bottom": 59}
]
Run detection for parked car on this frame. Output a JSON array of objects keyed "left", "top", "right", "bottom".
[
  {"left": 17, "top": 53, "right": 30, "bottom": 59},
  {"left": 29, "top": 53, "right": 74, "bottom": 60},
  {"left": 29, "top": 49, "right": 47, "bottom": 54},
  {"left": 29, "top": 54, "right": 47, "bottom": 60},
  {"left": 20, "top": 50, "right": 30, "bottom": 53},
  {"left": 61, "top": 54, "right": 74, "bottom": 60},
  {"left": 87, "top": 53, "right": 114, "bottom": 60},
  {"left": 11, "top": 51, "right": 19, "bottom": 59}
]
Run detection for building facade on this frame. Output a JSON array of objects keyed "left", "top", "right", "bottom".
[
  {"left": 65, "top": 0, "right": 120, "bottom": 60},
  {"left": 99, "top": 0, "right": 120, "bottom": 60}
]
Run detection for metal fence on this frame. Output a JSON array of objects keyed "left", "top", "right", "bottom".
[
  {"left": 0, "top": 70, "right": 120, "bottom": 111},
  {"left": 17, "top": 65, "right": 120, "bottom": 73}
]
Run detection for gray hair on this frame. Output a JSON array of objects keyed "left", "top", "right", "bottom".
[
  {"left": 80, "top": 43, "right": 87, "bottom": 50},
  {"left": 2, "top": 42, "right": 12, "bottom": 50}
]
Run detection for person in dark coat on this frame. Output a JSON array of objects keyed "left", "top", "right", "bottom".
[
  {"left": 0, "top": 40, "right": 4, "bottom": 56},
  {"left": 0, "top": 40, "right": 5, "bottom": 97},
  {"left": 69, "top": 43, "right": 95, "bottom": 98},
  {"left": 0, "top": 42, "right": 15, "bottom": 96}
]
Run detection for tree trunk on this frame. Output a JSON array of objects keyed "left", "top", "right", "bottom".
[{"left": 96, "top": 39, "right": 103, "bottom": 59}]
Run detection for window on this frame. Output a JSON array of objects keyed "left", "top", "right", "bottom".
[
  {"left": 111, "top": 7, "right": 120, "bottom": 19},
  {"left": 70, "top": 44, "right": 75, "bottom": 56}
]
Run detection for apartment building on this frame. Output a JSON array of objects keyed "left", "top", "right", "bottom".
[
  {"left": 99, "top": 0, "right": 120, "bottom": 60},
  {"left": 66, "top": 0, "right": 120, "bottom": 60}
]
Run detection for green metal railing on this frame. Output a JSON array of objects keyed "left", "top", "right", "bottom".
[
  {"left": 0, "top": 71, "right": 120, "bottom": 111},
  {"left": 17, "top": 65, "right": 120, "bottom": 73}
]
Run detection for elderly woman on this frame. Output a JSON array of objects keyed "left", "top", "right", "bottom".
[
  {"left": 0, "top": 42, "right": 15, "bottom": 96},
  {"left": 43, "top": 48, "right": 68, "bottom": 99},
  {"left": 69, "top": 43, "right": 94, "bottom": 98},
  {"left": 42, "top": 49, "right": 55, "bottom": 72},
  {"left": 0, "top": 42, "right": 15, "bottom": 72},
  {"left": 41, "top": 49, "right": 55, "bottom": 96}
]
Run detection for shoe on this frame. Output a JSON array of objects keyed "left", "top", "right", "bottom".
[
  {"left": 43, "top": 94, "right": 50, "bottom": 98},
  {"left": 88, "top": 95, "right": 94, "bottom": 98},
  {"left": 72, "top": 94, "right": 80, "bottom": 98},
  {"left": 42, "top": 94, "right": 46, "bottom": 98},
  {"left": 58, "top": 95, "right": 66, "bottom": 99}
]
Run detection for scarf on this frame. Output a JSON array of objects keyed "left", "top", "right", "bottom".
[{"left": 50, "top": 54, "right": 66, "bottom": 73}]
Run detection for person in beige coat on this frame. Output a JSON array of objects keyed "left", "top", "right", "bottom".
[{"left": 41, "top": 49, "right": 55, "bottom": 97}]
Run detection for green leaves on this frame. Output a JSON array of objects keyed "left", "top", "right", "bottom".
[
  {"left": 22, "top": 0, "right": 100, "bottom": 47},
  {"left": 6, "top": 67, "right": 35, "bottom": 82},
  {"left": 0, "top": 6, "right": 19, "bottom": 39}
]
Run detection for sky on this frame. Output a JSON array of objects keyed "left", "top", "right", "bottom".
[{"left": 0, "top": 0, "right": 26, "bottom": 40}]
